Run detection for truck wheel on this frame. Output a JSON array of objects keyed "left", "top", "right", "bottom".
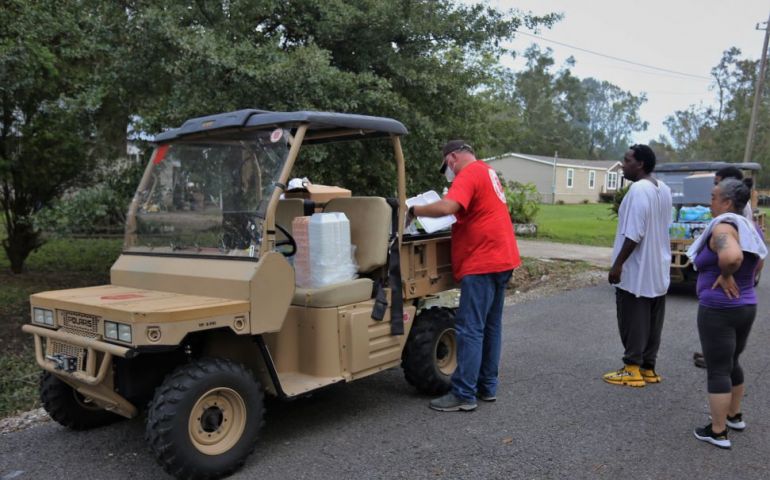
[
  {"left": 401, "top": 307, "right": 457, "bottom": 395},
  {"left": 145, "top": 358, "right": 264, "bottom": 480},
  {"left": 40, "top": 371, "right": 121, "bottom": 430}
]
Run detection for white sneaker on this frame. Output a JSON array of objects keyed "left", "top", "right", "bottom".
[
  {"left": 726, "top": 413, "right": 746, "bottom": 431},
  {"left": 694, "top": 424, "right": 731, "bottom": 449}
]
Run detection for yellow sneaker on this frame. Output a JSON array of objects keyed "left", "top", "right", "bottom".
[
  {"left": 640, "top": 368, "right": 661, "bottom": 383},
  {"left": 602, "top": 364, "right": 645, "bottom": 387}
]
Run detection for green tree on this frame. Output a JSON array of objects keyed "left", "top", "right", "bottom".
[
  {"left": 648, "top": 137, "right": 679, "bottom": 163},
  {"left": 2, "top": 0, "right": 560, "bottom": 272},
  {"left": 0, "top": 1, "right": 103, "bottom": 273},
  {"left": 132, "top": 1, "right": 558, "bottom": 195},
  {"left": 507, "top": 46, "right": 586, "bottom": 158},
  {"left": 579, "top": 77, "right": 648, "bottom": 159},
  {"left": 486, "top": 47, "right": 648, "bottom": 161},
  {"left": 663, "top": 47, "right": 770, "bottom": 184}
]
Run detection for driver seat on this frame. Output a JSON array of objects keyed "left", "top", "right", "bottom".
[{"left": 275, "top": 198, "right": 314, "bottom": 242}]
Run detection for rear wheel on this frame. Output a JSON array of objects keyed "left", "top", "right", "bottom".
[
  {"left": 145, "top": 358, "right": 264, "bottom": 480},
  {"left": 401, "top": 307, "right": 457, "bottom": 395},
  {"left": 40, "top": 371, "right": 122, "bottom": 430}
]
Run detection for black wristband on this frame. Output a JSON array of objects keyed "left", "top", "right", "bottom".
[{"left": 408, "top": 205, "right": 415, "bottom": 217}]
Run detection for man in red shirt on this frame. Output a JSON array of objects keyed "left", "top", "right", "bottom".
[{"left": 408, "top": 140, "right": 521, "bottom": 411}]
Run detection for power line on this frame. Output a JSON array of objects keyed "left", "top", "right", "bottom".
[
  {"left": 515, "top": 31, "right": 712, "bottom": 81},
  {"left": 579, "top": 60, "right": 714, "bottom": 82}
]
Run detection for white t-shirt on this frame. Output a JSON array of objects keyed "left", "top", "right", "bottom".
[{"left": 612, "top": 178, "right": 673, "bottom": 298}]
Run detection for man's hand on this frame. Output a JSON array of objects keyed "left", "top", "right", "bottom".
[
  {"left": 405, "top": 205, "right": 416, "bottom": 228},
  {"left": 608, "top": 237, "right": 637, "bottom": 285},
  {"left": 712, "top": 274, "right": 740, "bottom": 299},
  {"left": 608, "top": 264, "right": 622, "bottom": 284}
]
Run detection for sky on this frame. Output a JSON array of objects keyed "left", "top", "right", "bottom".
[{"left": 484, "top": 0, "right": 770, "bottom": 144}]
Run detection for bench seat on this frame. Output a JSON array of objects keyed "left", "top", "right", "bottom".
[{"left": 291, "top": 278, "right": 373, "bottom": 308}]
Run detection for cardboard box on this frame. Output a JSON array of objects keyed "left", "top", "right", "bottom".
[{"left": 285, "top": 184, "right": 351, "bottom": 203}]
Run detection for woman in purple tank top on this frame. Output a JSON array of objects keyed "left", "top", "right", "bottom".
[{"left": 691, "top": 178, "right": 765, "bottom": 449}]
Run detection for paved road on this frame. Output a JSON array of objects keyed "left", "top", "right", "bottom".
[
  {"left": 2, "top": 278, "right": 769, "bottom": 479},
  {"left": 517, "top": 239, "right": 613, "bottom": 268}
]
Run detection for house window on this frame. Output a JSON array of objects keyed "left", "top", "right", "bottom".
[
  {"left": 607, "top": 172, "right": 618, "bottom": 190},
  {"left": 566, "top": 168, "right": 574, "bottom": 188},
  {"left": 588, "top": 170, "right": 596, "bottom": 189}
]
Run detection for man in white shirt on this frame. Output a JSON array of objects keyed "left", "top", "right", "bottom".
[{"left": 604, "top": 144, "right": 673, "bottom": 387}]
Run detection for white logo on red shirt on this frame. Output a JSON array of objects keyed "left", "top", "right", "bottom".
[{"left": 489, "top": 169, "right": 506, "bottom": 203}]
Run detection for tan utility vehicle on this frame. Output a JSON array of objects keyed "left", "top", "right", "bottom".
[
  {"left": 23, "top": 109, "right": 457, "bottom": 479},
  {"left": 654, "top": 161, "right": 764, "bottom": 285}
]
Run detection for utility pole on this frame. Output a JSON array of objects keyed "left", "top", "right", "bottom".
[
  {"left": 551, "top": 151, "right": 558, "bottom": 204},
  {"left": 743, "top": 12, "right": 770, "bottom": 163}
]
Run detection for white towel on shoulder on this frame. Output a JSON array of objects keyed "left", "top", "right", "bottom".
[{"left": 686, "top": 212, "right": 767, "bottom": 269}]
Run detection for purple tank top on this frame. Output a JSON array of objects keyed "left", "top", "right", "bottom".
[{"left": 694, "top": 231, "right": 759, "bottom": 308}]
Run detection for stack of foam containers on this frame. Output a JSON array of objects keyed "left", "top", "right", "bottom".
[
  {"left": 292, "top": 216, "right": 312, "bottom": 288},
  {"left": 309, "top": 212, "right": 356, "bottom": 288}
]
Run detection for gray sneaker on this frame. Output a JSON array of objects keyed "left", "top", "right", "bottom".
[
  {"left": 477, "top": 392, "right": 496, "bottom": 402},
  {"left": 429, "top": 393, "right": 477, "bottom": 412}
]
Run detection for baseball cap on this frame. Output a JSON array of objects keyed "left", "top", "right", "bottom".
[{"left": 439, "top": 140, "right": 474, "bottom": 173}]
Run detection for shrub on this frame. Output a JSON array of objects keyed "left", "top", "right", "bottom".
[
  {"left": 35, "top": 186, "right": 128, "bottom": 235},
  {"left": 34, "top": 160, "right": 144, "bottom": 236},
  {"left": 610, "top": 185, "right": 630, "bottom": 217},
  {"left": 504, "top": 181, "right": 540, "bottom": 224},
  {"left": 598, "top": 192, "right": 615, "bottom": 203},
  {"left": 556, "top": 200, "right": 565, "bottom": 205},
  {"left": 581, "top": 199, "right": 590, "bottom": 204}
]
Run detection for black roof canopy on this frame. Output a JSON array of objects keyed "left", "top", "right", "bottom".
[
  {"left": 656, "top": 161, "right": 761, "bottom": 172},
  {"left": 154, "top": 109, "right": 408, "bottom": 144}
]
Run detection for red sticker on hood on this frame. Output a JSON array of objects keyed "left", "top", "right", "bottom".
[{"left": 101, "top": 294, "right": 146, "bottom": 300}]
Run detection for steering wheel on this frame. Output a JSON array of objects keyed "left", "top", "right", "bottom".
[{"left": 274, "top": 223, "right": 297, "bottom": 257}]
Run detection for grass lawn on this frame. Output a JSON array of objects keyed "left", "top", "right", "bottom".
[
  {"left": 0, "top": 233, "right": 122, "bottom": 418},
  {"left": 534, "top": 203, "right": 617, "bottom": 247}
]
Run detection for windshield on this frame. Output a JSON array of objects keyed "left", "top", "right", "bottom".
[
  {"left": 654, "top": 171, "right": 690, "bottom": 204},
  {"left": 125, "top": 129, "right": 289, "bottom": 258}
]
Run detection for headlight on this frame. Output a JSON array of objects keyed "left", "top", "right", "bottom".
[
  {"left": 105, "top": 321, "right": 118, "bottom": 339},
  {"left": 33, "top": 308, "right": 55, "bottom": 326},
  {"left": 104, "top": 321, "right": 132, "bottom": 343},
  {"left": 118, "top": 324, "right": 132, "bottom": 343}
]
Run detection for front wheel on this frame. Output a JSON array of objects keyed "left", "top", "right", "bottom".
[
  {"left": 145, "top": 358, "right": 264, "bottom": 480},
  {"left": 401, "top": 307, "right": 457, "bottom": 395},
  {"left": 40, "top": 371, "right": 122, "bottom": 430}
]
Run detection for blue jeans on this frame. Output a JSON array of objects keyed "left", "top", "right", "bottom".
[{"left": 451, "top": 270, "right": 513, "bottom": 401}]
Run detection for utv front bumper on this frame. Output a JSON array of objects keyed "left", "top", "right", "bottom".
[{"left": 22, "top": 324, "right": 138, "bottom": 418}]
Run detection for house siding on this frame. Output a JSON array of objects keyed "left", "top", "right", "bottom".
[
  {"left": 485, "top": 153, "right": 622, "bottom": 204},
  {"left": 487, "top": 156, "right": 555, "bottom": 202}
]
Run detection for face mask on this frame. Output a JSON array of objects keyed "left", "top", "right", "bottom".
[{"left": 444, "top": 161, "right": 455, "bottom": 182}]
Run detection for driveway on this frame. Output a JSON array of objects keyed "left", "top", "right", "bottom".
[
  {"left": 517, "top": 239, "right": 613, "bottom": 268},
  {"left": 2, "top": 273, "right": 768, "bottom": 479}
]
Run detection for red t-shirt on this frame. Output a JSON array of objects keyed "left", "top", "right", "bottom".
[{"left": 445, "top": 161, "right": 521, "bottom": 281}]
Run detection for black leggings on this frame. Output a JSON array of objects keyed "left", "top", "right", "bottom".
[{"left": 697, "top": 304, "right": 756, "bottom": 394}]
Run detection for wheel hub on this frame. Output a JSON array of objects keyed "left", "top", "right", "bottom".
[
  {"left": 200, "top": 406, "right": 224, "bottom": 433},
  {"left": 188, "top": 387, "right": 247, "bottom": 455},
  {"left": 435, "top": 328, "right": 457, "bottom": 375}
]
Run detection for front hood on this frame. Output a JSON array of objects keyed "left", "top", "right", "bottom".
[{"left": 31, "top": 285, "right": 249, "bottom": 324}]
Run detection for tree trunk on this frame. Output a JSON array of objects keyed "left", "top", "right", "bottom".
[{"left": 2, "top": 220, "right": 43, "bottom": 274}]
